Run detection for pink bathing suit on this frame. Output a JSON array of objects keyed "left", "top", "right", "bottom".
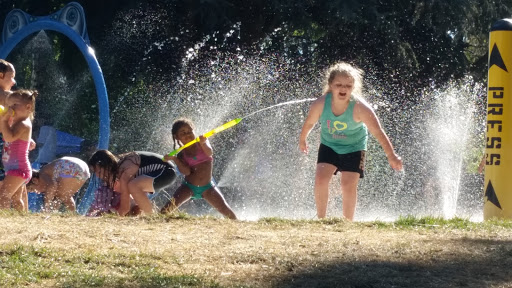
[
  {"left": 181, "top": 143, "right": 213, "bottom": 167},
  {"left": 2, "top": 139, "right": 31, "bottom": 183}
]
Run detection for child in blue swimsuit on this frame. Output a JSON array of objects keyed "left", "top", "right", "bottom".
[{"left": 161, "top": 118, "right": 237, "bottom": 219}]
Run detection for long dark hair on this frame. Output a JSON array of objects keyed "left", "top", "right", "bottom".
[{"left": 87, "top": 150, "right": 119, "bottom": 189}]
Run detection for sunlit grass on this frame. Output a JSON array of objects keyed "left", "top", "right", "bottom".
[
  {"left": 1, "top": 213, "right": 512, "bottom": 287},
  {"left": 0, "top": 245, "right": 214, "bottom": 288},
  {"left": 394, "top": 215, "right": 473, "bottom": 228},
  {"left": 258, "top": 215, "right": 510, "bottom": 230},
  {"left": 391, "top": 215, "right": 512, "bottom": 230}
]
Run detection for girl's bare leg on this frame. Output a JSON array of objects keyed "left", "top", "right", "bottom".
[
  {"left": 314, "top": 163, "right": 337, "bottom": 218},
  {"left": 117, "top": 192, "right": 132, "bottom": 216},
  {"left": 0, "top": 176, "right": 26, "bottom": 210},
  {"left": 22, "top": 186, "right": 28, "bottom": 212},
  {"left": 340, "top": 171, "right": 360, "bottom": 221},
  {"left": 161, "top": 185, "right": 192, "bottom": 213},
  {"left": 11, "top": 185, "right": 25, "bottom": 212},
  {"left": 56, "top": 178, "right": 86, "bottom": 212},
  {"left": 128, "top": 176, "right": 155, "bottom": 215},
  {"left": 203, "top": 187, "right": 237, "bottom": 220}
]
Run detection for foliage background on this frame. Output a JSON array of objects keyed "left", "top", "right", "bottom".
[{"left": 0, "top": 0, "right": 509, "bottom": 153}]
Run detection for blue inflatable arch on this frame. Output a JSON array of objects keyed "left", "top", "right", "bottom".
[{"left": 0, "top": 2, "right": 109, "bottom": 214}]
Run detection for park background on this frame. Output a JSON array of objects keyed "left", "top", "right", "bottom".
[
  {"left": 1, "top": 1, "right": 511, "bottom": 220},
  {"left": 0, "top": 0, "right": 500, "bottom": 149},
  {"left": 2, "top": 1, "right": 512, "bottom": 288}
]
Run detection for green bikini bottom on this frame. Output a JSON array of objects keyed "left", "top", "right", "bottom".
[{"left": 184, "top": 180, "right": 214, "bottom": 199}]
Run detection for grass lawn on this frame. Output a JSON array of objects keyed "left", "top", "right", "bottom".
[{"left": 1, "top": 212, "right": 512, "bottom": 287}]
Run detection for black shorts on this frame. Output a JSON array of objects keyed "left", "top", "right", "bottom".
[
  {"left": 151, "top": 165, "right": 177, "bottom": 191},
  {"left": 138, "top": 164, "right": 177, "bottom": 192},
  {"left": 317, "top": 143, "right": 365, "bottom": 178}
]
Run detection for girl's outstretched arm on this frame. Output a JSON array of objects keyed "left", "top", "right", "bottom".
[
  {"left": 355, "top": 101, "right": 403, "bottom": 171},
  {"left": 299, "top": 96, "right": 325, "bottom": 154}
]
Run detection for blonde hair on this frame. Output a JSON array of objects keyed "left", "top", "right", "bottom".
[
  {"left": 322, "top": 62, "right": 364, "bottom": 96},
  {"left": 0, "top": 59, "right": 14, "bottom": 74},
  {"left": 8, "top": 89, "right": 38, "bottom": 120}
]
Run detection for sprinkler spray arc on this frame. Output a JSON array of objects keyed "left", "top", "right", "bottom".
[{"left": 164, "top": 98, "right": 316, "bottom": 158}]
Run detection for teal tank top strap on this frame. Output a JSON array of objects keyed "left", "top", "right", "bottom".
[{"left": 322, "top": 93, "right": 356, "bottom": 118}]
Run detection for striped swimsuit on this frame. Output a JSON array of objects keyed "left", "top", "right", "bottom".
[{"left": 134, "top": 151, "right": 177, "bottom": 192}]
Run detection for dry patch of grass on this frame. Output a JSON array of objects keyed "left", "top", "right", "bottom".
[{"left": 1, "top": 212, "right": 512, "bottom": 287}]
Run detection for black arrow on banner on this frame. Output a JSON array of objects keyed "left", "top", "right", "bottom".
[
  {"left": 485, "top": 180, "right": 502, "bottom": 209},
  {"left": 489, "top": 43, "right": 508, "bottom": 72}
]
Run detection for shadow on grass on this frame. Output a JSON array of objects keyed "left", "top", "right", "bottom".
[{"left": 271, "top": 238, "right": 512, "bottom": 288}]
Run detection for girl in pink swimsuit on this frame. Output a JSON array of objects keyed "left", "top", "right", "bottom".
[
  {"left": 161, "top": 118, "right": 237, "bottom": 219},
  {"left": 0, "top": 89, "right": 37, "bottom": 210}
]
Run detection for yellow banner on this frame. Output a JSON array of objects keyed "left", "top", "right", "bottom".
[{"left": 484, "top": 19, "right": 512, "bottom": 219}]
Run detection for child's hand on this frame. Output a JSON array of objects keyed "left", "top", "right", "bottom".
[
  {"left": 29, "top": 139, "right": 36, "bottom": 151},
  {"left": 163, "top": 154, "right": 177, "bottom": 162},
  {"left": 198, "top": 135, "right": 207, "bottom": 144},
  {"left": 299, "top": 140, "right": 308, "bottom": 154},
  {"left": 387, "top": 153, "right": 403, "bottom": 171},
  {"left": 2, "top": 108, "right": 12, "bottom": 120},
  {"left": 478, "top": 154, "right": 486, "bottom": 174}
]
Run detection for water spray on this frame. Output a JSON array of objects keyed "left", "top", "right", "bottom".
[
  {"left": 164, "top": 98, "right": 315, "bottom": 158},
  {"left": 165, "top": 117, "right": 242, "bottom": 157}
]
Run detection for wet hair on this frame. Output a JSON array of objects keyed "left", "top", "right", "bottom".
[
  {"left": 0, "top": 59, "right": 14, "bottom": 74},
  {"left": 171, "top": 118, "right": 195, "bottom": 150},
  {"left": 87, "top": 149, "right": 119, "bottom": 189},
  {"left": 322, "top": 62, "right": 364, "bottom": 97},
  {"left": 8, "top": 89, "right": 38, "bottom": 120}
]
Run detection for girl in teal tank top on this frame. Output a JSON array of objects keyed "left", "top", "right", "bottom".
[
  {"left": 299, "top": 62, "right": 403, "bottom": 221},
  {"left": 320, "top": 93, "right": 367, "bottom": 154}
]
